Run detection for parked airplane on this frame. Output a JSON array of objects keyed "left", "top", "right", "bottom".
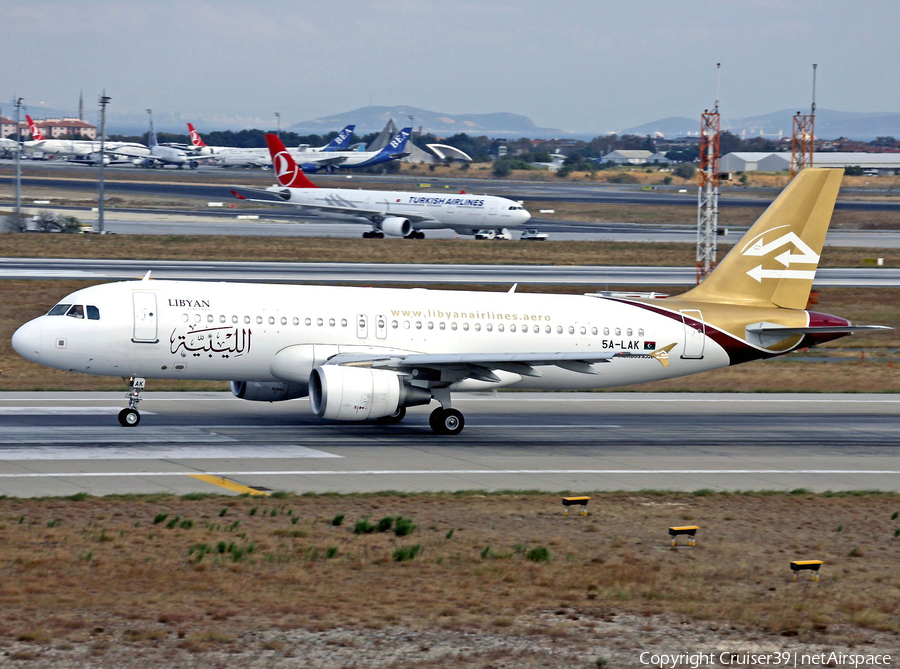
[
  {"left": 21, "top": 115, "right": 148, "bottom": 164},
  {"left": 11, "top": 169, "right": 887, "bottom": 434},
  {"left": 230, "top": 134, "right": 530, "bottom": 238},
  {"left": 109, "top": 113, "right": 214, "bottom": 169},
  {"left": 214, "top": 124, "right": 358, "bottom": 167}
]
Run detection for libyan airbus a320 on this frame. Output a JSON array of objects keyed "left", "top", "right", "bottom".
[
  {"left": 230, "top": 134, "right": 531, "bottom": 239},
  {"left": 12, "top": 168, "right": 887, "bottom": 434}
]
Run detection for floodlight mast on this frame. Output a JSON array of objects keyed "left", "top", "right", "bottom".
[
  {"left": 791, "top": 64, "right": 817, "bottom": 179},
  {"left": 97, "top": 91, "right": 111, "bottom": 234},
  {"left": 696, "top": 64, "right": 721, "bottom": 283},
  {"left": 14, "top": 97, "right": 24, "bottom": 221}
]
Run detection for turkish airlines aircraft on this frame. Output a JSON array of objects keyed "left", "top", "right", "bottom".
[
  {"left": 214, "top": 124, "right": 358, "bottom": 167},
  {"left": 21, "top": 115, "right": 149, "bottom": 164},
  {"left": 230, "top": 134, "right": 531, "bottom": 238},
  {"left": 11, "top": 168, "right": 887, "bottom": 434},
  {"left": 109, "top": 114, "right": 215, "bottom": 169}
]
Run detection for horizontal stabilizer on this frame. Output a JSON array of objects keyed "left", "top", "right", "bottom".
[
  {"left": 230, "top": 187, "right": 291, "bottom": 203},
  {"left": 746, "top": 325, "right": 892, "bottom": 335}
]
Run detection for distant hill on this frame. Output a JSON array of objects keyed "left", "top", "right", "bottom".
[
  {"left": 621, "top": 109, "right": 900, "bottom": 141},
  {"left": 289, "top": 106, "right": 566, "bottom": 138}
]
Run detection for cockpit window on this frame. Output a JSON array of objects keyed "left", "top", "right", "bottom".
[
  {"left": 87, "top": 305, "right": 100, "bottom": 321},
  {"left": 66, "top": 305, "right": 85, "bottom": 319},
  {"left": 47, "top": 304, "right": 71, "bottom": 316}
]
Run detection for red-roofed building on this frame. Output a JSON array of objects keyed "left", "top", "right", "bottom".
[{"left": 14, "top": 117, "right": 98, "bottom": 140}]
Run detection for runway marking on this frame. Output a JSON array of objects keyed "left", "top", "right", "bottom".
[
  {"left": 189, "top": 474, "right": 270, "bottom": 496},
  {"left": 0, "top": 408, "right": 157, "bottom": 415},
  {"left": 0, "top": 469, "right": 896, "bottom": 478},
  {"left": 0, "top": 445, "right": 341, "bottom": 460}
]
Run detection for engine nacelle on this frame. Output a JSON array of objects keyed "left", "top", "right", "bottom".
[
  {"left": 189, "top": 159, "right": 199, "bottom": 169},
  {"left": 309, "top": 366, "right": 431, "bottom": 421},
  {"left": 381, "top": 217, "right": 412, "bottom": 238},
  {"left": 230, "top": 380, "right": 306, "bottom": 402}
]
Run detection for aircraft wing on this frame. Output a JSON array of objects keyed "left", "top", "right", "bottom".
[
  {"left": 324, "top": 344, "right": 677, "bottom": 384},
  {"left": 103, "top": 148, "right": 148, "bottom": 159},
  {"left": 229, "top": 187, "right": 440, "bottom": 223},
  {"left": 300, "top": 155, "right": 347, "bottom": 166}
]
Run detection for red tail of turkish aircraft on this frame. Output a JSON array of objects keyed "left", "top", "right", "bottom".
[
  {"left": 186, "top": 123, "right": 207, "bottom": 148},
  {"left": 25, "top": 115, "right": 46, "bottom": 141},
  {"left": 265, "top": 134, "right": 318, "bottom": 189}
]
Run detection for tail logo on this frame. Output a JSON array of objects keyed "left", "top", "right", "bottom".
[
  {"left": 740, "top": 225, "right": 819, "bottom": 282},
  {"left": 389, "top": 130, "right": 410, "bottom": 149},
  {"left": 189, "top": 129, "right": 201, "bottom": 145},
  {"left": 273, "top": 150, "right": 299, "bottom": 184}
]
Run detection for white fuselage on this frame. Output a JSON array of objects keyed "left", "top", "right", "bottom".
[
  {"left": 12, "top": 280, "right": 726, "bottom": 391},
  {"left": 278, "top": 187, "right": 531, "bottom": 233},
  {"left": 23, "top": 139, "right": 149, "bottom": 158},
  {"left": 218, "top": 145, "right": 354, "bottom": 167}
]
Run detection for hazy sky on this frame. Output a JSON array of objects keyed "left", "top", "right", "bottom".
[{"left": 4, "top": 0, "right": 899, "bottom": 133}]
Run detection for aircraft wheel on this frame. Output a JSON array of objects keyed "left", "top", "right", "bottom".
[
  {"left": 375, "top": 231, "right": 385, "bottom": 238},
  {"left": 415, "top": 231, "right": 425, "bottom": 239},
  {"left": 118, "top": 408, "right": 140, "bottom": 427},
  {"left": 377, "top": 406, "right": 406, "bottom": 424},
  {"left": 362, "top": 231, "right": 373, "bottom": 239},
  {"left": 429, "top": 408, "right": 464, "bottom": 435}
]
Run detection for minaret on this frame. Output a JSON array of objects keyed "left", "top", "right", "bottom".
[{"left": 78, "top": 90, "right": 84, "bottom": 121}]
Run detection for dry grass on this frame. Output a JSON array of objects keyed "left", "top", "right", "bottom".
[
  {"left": 0, "top": 492, "right": 897, "bottom": 659},
  {"left": 1, "top": 281, "right": 897, "bottom": 392}
]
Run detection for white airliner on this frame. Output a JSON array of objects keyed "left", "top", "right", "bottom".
[
  {"left": 215, "top": 124, "right": 358, "bottom": 167},
  {"left": 109, "top": 113, "right": 215, "bottom": 169},
  {"left": 230, "top": 134, "right": 531, "bottom": 238},
  {"left": 11, "top": 169, "right": 887, "bottom": 434},
  {"left": 21, "top": 115, "right": 149, "bottom": 164}
]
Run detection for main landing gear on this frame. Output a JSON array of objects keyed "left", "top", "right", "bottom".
[
  {"left": 404, "top": 230, "right": 425, "bottom": 239},
  {"left": 427, "top": 390, "right": 464, "bottom": 434},
  {"left": 362, "top": 229, "right": 384, "bottom": 239},
  {"left": 118, "top": 376, "right": 145, "bottom": 427}
]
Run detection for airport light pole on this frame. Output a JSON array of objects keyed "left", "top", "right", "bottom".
[
  {"left": 14, "top": 97, "right": 24, "bottom": 222},
  {"left": 408, "top": 114, "right": 414, "bottom": 139},
  {"left": 97, "top": 92, "right": 111, "bottom": 234},
  {"left": 275, "top": 112, "right": 281, "bottom": 138}
]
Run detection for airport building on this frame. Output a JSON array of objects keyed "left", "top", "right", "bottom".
[
  {"left": 0, "top": 117, "right": 98, "bottom": 140},
  {"left": 722, "top": 151, "right": 900, "bottom": 175},
  {"left": 600, "top": 149, "right": 654, "bottom": 165}
]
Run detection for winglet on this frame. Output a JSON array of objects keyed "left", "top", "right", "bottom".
[
  {"left": 508, "top": 283, "right": 517, "bottom": 294},
  {"left": 650, "top": 343, "right": 677, "bottom": 367},
  {"left": 264, "top": 134, "right": 319, "bottom": 189},
  {"left": 142, "top": 270, "right": 152, "bottom": 281}
]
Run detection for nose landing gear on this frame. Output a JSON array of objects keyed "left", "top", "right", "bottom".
[{"left": 118, "top": 377, "right": 145, "bottom": 427}]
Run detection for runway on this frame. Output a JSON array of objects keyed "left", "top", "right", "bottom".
[
  {"left": 3, "top": 256, "right": 899, "bottom": 286},
  {"left": 0, "top": 392, "right": 897, "bottom": 497}
]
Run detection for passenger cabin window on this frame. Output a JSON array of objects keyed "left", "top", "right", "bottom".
[{"left": 86, "top": 305, "right": 100, "bottom": 321}]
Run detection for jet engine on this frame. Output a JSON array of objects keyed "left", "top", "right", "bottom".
[
  {"left": 189, "top": 160, "right": 199, "bottom": 169},
  {"left": 380, "top": 217, "right": 412, "bottom": 238},
  {"left": 230, "top": 381, "right": 307, "bottom": 402},
  {"left": 308, "top": 366, "right": 431, "bottom": 421}
]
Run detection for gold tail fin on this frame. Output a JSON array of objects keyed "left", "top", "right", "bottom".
[{"left": 681, "top": 168, "right": 843, "bottom": 309}]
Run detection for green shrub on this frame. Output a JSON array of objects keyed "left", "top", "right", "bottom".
[
  {"left": 377, "top": 516, "right": 394, "bottom": 532},
  {"left": 354, "top": 518, "right": 376, "bottom": 534},
  {"left": 180, "top": 519, "right": 194, "bottom": 529},
  {"left": 393, "top": 544, "right": 422, "bottom": 562},
  {"left": 331, "top": 514, "right": 345, "bottom": 527},
  {"left": 219, "top": 508, "right": 228, "bottom": 517},
  {"left": 165, "top": 515, "right": 181, "bottom": 529},
  {"left": 526, "top": 546, "right": 551, "bottom": 563},
  {"left": 480, "top": 545, "right": 492, "bottom": 559},
  {"left": 394, "top": 517, "right": 416, "bottom": 537},
  {"left": 325, "top": 546, "right": 338, "bottom": 559},
  {"left": 445, "top": 529, "right": 454, "bottom": 540},
  {"left": 67, "top": 492, "right": 91, "bottom": 501},
  {"left": 153, "top": 513, "right": 169, "bottom": 525}
]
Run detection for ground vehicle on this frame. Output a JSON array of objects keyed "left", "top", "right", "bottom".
[
  {"left": 475, "top": 228, "right": 512, "bottom": 240},
  {"left": 520, "top": 228, "right": 548, "bottom": 241}
]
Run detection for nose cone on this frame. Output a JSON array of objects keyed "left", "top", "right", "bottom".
[
  {"left": 520, "top": 209, "right": 532, "bottom": 225},
  {"left": 12, "top": 319, "right": 41, "bottom": 362}
]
